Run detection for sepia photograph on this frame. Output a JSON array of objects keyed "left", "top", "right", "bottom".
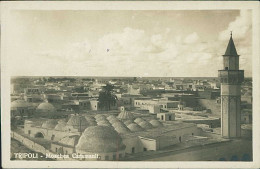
[{"left": 1, "top": 1, "right": 259, "bottom": 168}]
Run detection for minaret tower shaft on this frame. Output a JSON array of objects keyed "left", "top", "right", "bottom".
[{"left": 218, "top": 33, "right": 244, "bottom": 138}]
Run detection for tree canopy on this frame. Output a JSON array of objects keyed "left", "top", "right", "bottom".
[{"left": 98, "top": 84, "right": 117, "bottom": 110}]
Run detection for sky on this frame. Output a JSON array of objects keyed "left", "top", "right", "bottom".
[{"left": 5, "top": 10, "right": 252, "bottom": 77}]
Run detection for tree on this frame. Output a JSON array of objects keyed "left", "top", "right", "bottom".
[{"left": 98, "top": 84, "right": 117, "bottom": 110}]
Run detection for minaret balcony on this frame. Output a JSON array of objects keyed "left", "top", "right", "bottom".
[{"left": 218, "top": 70, "right": 244, "bottom": 84}]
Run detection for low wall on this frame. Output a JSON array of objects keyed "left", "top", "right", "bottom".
[{"left": 11, "top": 131, "right": 77, "bottom": 161}]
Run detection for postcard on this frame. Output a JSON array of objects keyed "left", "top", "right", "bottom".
[{"left": 1, "top": 1, "right": 259, "bottom": 168}]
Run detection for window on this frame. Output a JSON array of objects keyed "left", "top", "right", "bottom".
[
  {"left": 169, "top": 115, "right": 172, "bottom": 121},
  {"left": 65, "top": 150, "right": 68, "bottom": 155},
  {"left": 55, "top": 148, "right": 58, "bottom": 152},
  {"left": 179, "top": 136, "right": 182, "bottom": 142},
  {"left": 143, "top": 148, "right": 147, "bottom": 152},
  {"left": 105, "top": 156, "right": 109, "bottom": 160},
  {"left": 113, "top": 154, "right": 116, "bottom": 160},
  {"left": 51, "top": 134, "right": 55, "bottom": 141},
  {"left": 132, "top": 147, "right": 135, "bottom": 153},
  {"left": 225, "top": 67, "right": 228, "bottom": 70},
  {"left": 161, "top": 115, "right": 164, "bottom": 120},
  {"left": 28, "top": 130, "right": 31, "bottom": 135}
]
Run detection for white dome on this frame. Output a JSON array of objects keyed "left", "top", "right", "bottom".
[
  {"left": 96, "top": 117, "right": 109, "bottom": 122},
  {"left": 127, "top": 123, "right": 144, "bottom": 132},
  {"left": 117, "top": 111, "right": 134, "bottom": 120},
  {"left": 124, "top": 120, "right": 133, "bottom": 126},
  {"left": 139, "top": 121, "right": 153, "bottom": 129},
  {"left": 109, "top": 118, "right": 121, "bottom": 124},
  {"left": 97, "top": 120, "right": 112, "bottom": 127},
  {"left": 107, "top": 115, "right": 116, "bottom": 121},
  {"left": 36, "top": 102, "right": 56, "bottom": 113},
  {"left": 149, "top": 120, "right": 163, "bottom": 127},
  {"left": 58, "top": 135, "right": 80, "bottom": 146},
  {"left": 42, "top": 119, "right": 58, "bottom": 129},
  {"left": 85, "top": 116, "right": 96, "bottom": 122},
  {"left": 114, "top": 126, "right": 131, "bottom": 134},
  {"left": 112, "top": 121, "right": 127, "bottom": 128},
  {"left": 54, "top": 122, "right": 66, "bottom": 131},
  {"left": 11, "top": 100, "right": 31, "bottom": 109},
  {"left": 134, "top": 117, "right": 145, "bottom": 124},
  {"left": 94, "top": 114, "right": 106, "bottom": 119},
  {"left": 76, "top": 126, "right": 126, "bottom": 153},
  {"left": 66, "top": 115, "right": 89, "bottom": 130}
]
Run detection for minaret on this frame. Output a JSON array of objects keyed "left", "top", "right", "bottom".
[{"left": 218, "top": 32, "right": 244, "bottom": 138}]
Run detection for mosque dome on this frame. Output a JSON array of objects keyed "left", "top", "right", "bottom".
[
  {"left": 114, "top": 126, "right": 131, "bottom": 134},
  {"left": 11, "top": 99, "right": 30, "bottom": 110},
  {"left": 76, "top": 126, "right": 126, "bottom": 153},
  {"left": 94, "top": 114, "right": 106, "bottom": 120},
  {"left": 58, "top": 135, "right": 80, "bottom": 147},
  {"left": 54, "top": 122, "right": 67, "bottom": 131},
  {"left": 85, "top": 116, "right": 96, "bottom": 122},
  {"left": 66, "top": 115, "right": 89, "bottom": 130},
  {"left": 127, "top": 123, "right": 144, "bottom": 132},
  {"left": 36, "top": 102, "right": 56, "bottom": 113},
  {"left": 109, "top": 118, "right": 121, "bottom": 124},
  {"left": 96, "top": 116, "right": 109, "bottom": 122},
  {"left": 124, "top": 120, "right": 133, "bottom": 126},
  {"left": 117, "top": 111, "right": 134, "bottom": 120},
  {"left": 134, "top": 118, "right": 145, "bottom": 124},
  {"left": 97, "top": 120, "right": 112, "bottom": 127},
  {"left": 149, "top": 120, "right": 163, "bottom": 127},
  {"left": 42, "top": 119, "right": 58, "bottom": 129},
  {"left": 107, "top": 115, "right": 116, "bottom": 121},
  {"left": 139, "top": 121, "right": 154, "bottom": 129},
  {"left": 112, "top": 121, "right": 127, "bottom": 128}
]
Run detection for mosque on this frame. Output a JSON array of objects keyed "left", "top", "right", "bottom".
[{"left": 22, "top": 104, "right": 201, "bottom": 160}]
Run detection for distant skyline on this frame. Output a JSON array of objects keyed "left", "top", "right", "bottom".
[{"left": 6, "top": 10, "right": 252, "bottom": 77}]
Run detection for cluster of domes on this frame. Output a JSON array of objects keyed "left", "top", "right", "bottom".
[{"left": 39, "top": 111, "right": 164, "bottom": 135}]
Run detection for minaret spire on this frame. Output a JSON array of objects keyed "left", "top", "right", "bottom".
[{"left": 224, "top": 31, "right": 238, "bottom": 56}]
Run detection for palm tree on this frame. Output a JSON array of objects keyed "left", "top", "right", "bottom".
[{"left": 98, "top": 84, "right": 117, "bottom": 110}]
